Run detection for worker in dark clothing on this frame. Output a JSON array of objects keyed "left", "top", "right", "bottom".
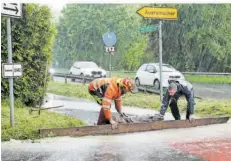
[{"left": 155, "top": 79, "right": 196, "bottom": 121}]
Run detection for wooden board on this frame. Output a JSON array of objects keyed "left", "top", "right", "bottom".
[{"left": 40, "top": 117, "right": 229, "bottom": 137}]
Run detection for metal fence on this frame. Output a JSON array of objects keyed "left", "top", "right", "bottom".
[
  {"left": 117, "top": 71, "right": 231, "bottom": 76},
  {"left": 53, "top": 71, "right": 231, "bottom": 84},
  {"left": 181, "top": 72, "right": 231, "bottom": 76},
  {"left": 53, "top": 73, "right": 94, "bottom": 84}
]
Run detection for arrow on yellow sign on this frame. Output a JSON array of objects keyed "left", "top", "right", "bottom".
[{"left": 136, "top": 7, "right": 178, "bottom": 20}]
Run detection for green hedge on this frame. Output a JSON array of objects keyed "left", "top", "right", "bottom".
[{"left": 1, "top": 4, "right": 56, "bottom": 106}]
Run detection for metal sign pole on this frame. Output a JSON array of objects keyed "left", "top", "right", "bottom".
[
  {"left": 136, "top": 6, "right": 178, "bottom": 102},
  {"left": 109, "top": 53, "right": 112, "bottom": 77},
  {"left": 102, "top": 27, "right": 116, "bottom": 78},
  {"left": 7, "top": 17, "right": 14, "bottom": 126},
  {"left": 159, "top": 20, "right": 163, "bottom": 102}
]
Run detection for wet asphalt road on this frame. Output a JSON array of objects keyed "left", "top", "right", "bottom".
[
  {"left": 2, "top": 94, "right": 231, "bottom": 161},
  {"left": 53, "top": 76, "right": 231, "bottom": 100},
  {"left": 192, "top": 83, "right": 231, "bottom": 100},
  {"left": 2, "top": 122, "right": 231, "bottom": 161}
]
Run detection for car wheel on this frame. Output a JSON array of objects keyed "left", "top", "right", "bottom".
[
  {"left": 135, "top": 78, "right": 140, "bottom": 86},
  {"left": 70, "top": 72, "right": 75, "bottom": 82},
  {"left": 80, "top": 73, "right": 86, "bottom": 83},
  {"left": 154, "top": 79, "right": 160, "bottom": 90}
]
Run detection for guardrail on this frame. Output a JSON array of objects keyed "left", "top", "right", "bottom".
[
  {"left": 53, "top": 71, "right": 231, "bottom": 84},
  {"left": 53, "top": 73, "right": 95, "bottom": 84},
  {"left": 181, "top": 72, "right": 231, "bottom": 76},
  {"left": 111, "top": 71, "right": 231, "bottom": 76}
]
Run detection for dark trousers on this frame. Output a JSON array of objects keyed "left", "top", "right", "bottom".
[
  {"left": 89, "top": 89, "right": 110, "bottom": 125},
  {"left": 169, "top": 99, "right": 190, "bottom": 120},
  {"left": 97, "top": 107, "right": 110, "bottom": 125}
]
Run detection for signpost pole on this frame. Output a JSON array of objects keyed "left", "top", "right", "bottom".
[
  {"left": 137, "top": 7, "right": 178, "bottom": 102},
  {"left": 108, "top": 27, "right": 111, "bottom": 78},
  {"left": 159, "top": 20, "right": 163, "bottom": 102},
  {"left": 7, "top": 17, "right": 14, "bottom": 126},
  {"left": 109, "top": 53, "right": 112, "bottom": 77},
  {"left": 102, "top": 28, "right": 117, "bottom": 78},
  {"left": 2, "top": 3, "right": 22, "bottom": 127}
]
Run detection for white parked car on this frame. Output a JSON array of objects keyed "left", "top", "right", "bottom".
[
  {"left": 135, "top": 63, "right": 185, "bottom": 89},
  {"left": 70, "top": 61, "right": 107, "bottom": 80}
]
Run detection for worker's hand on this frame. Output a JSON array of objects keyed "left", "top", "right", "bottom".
[
  {"left": 154, "top": 113, "right": 164, "bottom": 120},
  {"left": 109, "top": 118, "right": 118, "bottom": 129},
  {"left": 189, "top": 114, "right": 195, "bottom": 122},
  {"left": 119, "top": 112, "right": 128, "bottom": 118}
]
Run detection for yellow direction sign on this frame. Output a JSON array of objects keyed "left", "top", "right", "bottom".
[{"left": 136, "top": 7, "right": 178, "bottom": 20}]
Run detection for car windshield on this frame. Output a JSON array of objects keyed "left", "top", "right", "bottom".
[
  {"left": 156, "top": 64, "right": 176, "bottom": 72},
  {"left": 79, "top": 62, "right": 98, "bottom": 68}
]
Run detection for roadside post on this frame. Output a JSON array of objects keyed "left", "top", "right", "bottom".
[
  {"left": 1, "top": 3, "right": 22, "bottom": 126},
  {"left": 102, "top": 29, "right": 117, "bottom": 77},
  {"left": 137, "top": 6, "right": 178, "bottom": 101}
]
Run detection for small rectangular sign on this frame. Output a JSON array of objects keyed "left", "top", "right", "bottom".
[
  {"left": 137, "top": 7, "right": 178, "bottom": 20},
  {"left": 140, "top": 25, "right": 158, "bottom": 33},
  {"left": 105, "top": 46, "right": 115, "bottom": 52},
  {"left": 2, "top": 63, "right": 23, "bottom": 78},
  {"left": 1, "top": 3, "right": 22, "bottom": 18}
]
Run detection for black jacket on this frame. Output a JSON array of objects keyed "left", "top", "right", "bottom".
[{"left": 160, "top": 80, "right": 195, "bottom": 115}]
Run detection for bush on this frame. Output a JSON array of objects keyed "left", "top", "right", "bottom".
[{"left": 1, "top": 4, "right": 56, "bottom": 106}]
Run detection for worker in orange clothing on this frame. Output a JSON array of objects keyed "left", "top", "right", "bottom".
[{"left": 88, "top": 77, "right": 137, "bottom": 129}]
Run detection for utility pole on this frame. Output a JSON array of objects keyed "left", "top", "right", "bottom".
[{"left": 159, "top": 20, "right": 163, "bottom": 102}]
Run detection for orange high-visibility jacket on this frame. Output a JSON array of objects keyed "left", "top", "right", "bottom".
[{"left": 89, "top": 77, "right": 122, "bottom": 120}]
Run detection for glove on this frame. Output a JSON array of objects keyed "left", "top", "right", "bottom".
[
  {"left": 189, "top": 114, "right": 195, "bottom": 122},
  {"left": 109, "top": 118, "right": 118, "bottom": 129},
  {"left": 154, "top": 113, "right": 164, "bottom": 120},
  {"left": 119, "top": 112, "right": 128, "bottom": 118}
]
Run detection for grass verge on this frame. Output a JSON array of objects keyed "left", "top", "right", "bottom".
[
  {"left": 1, "top": 99, "right": 86, "bottom": 141},
  {"left": 47, "top": 81, "right": 231, "bottom": 117},
  {"left": 185, "top": 75, "right": 231, "bottom": 84}
]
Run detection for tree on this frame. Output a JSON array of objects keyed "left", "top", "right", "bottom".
[
  {"left": 53, "top": 4, "right": 231, "bottom": 72},
  {"left": 53, "top": 4, "right": 144, "bottom": 70},
  {"left": 148, "top": 4, "right": 231, "bottom": 72}
]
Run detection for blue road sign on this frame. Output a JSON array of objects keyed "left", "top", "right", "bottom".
[{"left": 102, "top": 32, "right": 117, "bottom": 47}]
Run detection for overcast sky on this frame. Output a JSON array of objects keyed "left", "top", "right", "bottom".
[
  {"left": 39, "top": 2, "right": 66, "bottom": 14},
  {"left": 38, "top": 2, "right": 66, "bottom": 21}
]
